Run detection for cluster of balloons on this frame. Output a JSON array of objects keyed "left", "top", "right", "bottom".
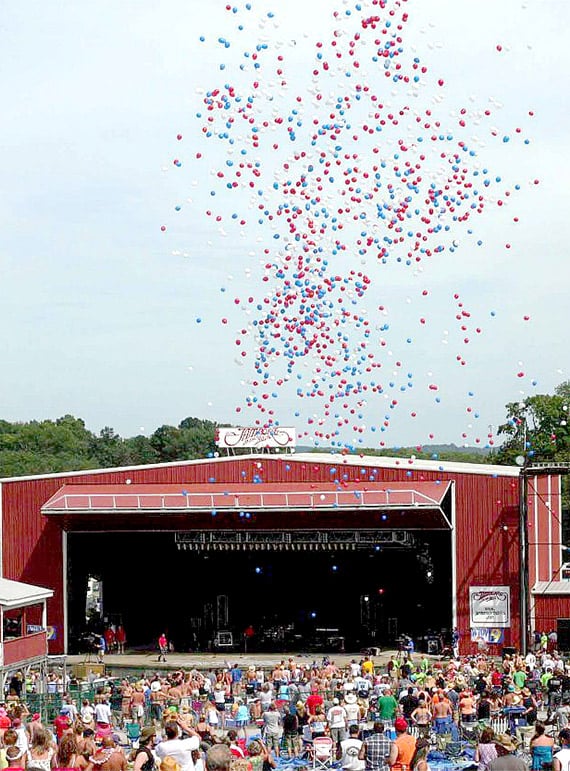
[{"left": 164, "top": 0, "right": 540, "bottom": 451}]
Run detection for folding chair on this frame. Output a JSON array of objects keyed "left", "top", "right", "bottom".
[{"left": 312, "top": 736, "right": 334, "bottom": 771}]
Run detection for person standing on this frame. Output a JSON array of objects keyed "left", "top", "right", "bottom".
[
  {"left": 388, "top": 718, "right": 416, "bottom": 771},
  {"left": 116, "top": 626, "right": 126, "bottom": 655},
  {"left": 377, "top": 689, "right": 398, "bottom": 729},
  {"left": 155, "top": 720, "right": 199, "bottom": 771},
  {"left": 554, "top": 729, "right": 570, "bottom": 771},
  {"left": 262, "top": 703, "right": 282, "bottom": 757},
  {"left": 158, "top": 634, "right": 168, "bottom": 663},
  {"left": 327, "top": 698, "right": 348, "bottom": 749},
  {"left": 339, "top": 725, "right": 365, "bottom": 771},
  {"left": 358, "top": 722, "right": 392, "bottom": 771}
]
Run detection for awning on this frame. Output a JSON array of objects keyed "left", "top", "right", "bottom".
[
  {"left": 42, "top": 481, "right": 453, "bottom": 530},
  {"left": 0, "top": 578, "right": 53, "bottom": 609},
  {"left": 532, "top": 581, "right": 570, "bottom": 595}
]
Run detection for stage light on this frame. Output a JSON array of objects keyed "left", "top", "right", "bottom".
[
  {"left": 363, "top": 595, "right": 369, "bottom": 603},
  {"left": 255, "top": 567, "right": 262, "bottom": 574}
]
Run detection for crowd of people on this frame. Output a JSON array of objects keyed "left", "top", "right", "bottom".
[{"left": 2, "top": 647, "right": 570, "bottom": 771}]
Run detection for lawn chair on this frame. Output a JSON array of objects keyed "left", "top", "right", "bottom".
[{"left": 311, "top": 736, "right": 334, "bottom": 771}]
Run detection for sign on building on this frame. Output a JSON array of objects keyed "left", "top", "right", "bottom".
[
  {"left": 215, "top": 426, "right": 296, "bottom": 449},
  {"left": 469, "top": 586, "right": 510, "bottom": 628},
  {"left": 470, "top": 627, "right": 505, "bottom": 644}
]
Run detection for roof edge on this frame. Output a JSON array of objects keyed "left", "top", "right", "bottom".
[{"left": 0, "top": 451, "right": 520, "bottom": 484}]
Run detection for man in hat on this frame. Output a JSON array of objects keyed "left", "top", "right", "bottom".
[
  {"left": 133, "top": 726, "right": 157, "bottom": 771},
  {"left": 488, "top": 735, "right": 527, "bottom": 771},
  {"left": 328, "top": 697, "right": 348, "bottom": 748},
  {"left": 389, "top": 718, "right": 416, "bottom": 771}
]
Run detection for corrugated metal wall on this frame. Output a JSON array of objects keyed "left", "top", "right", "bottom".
[{"left": 0, "top": 458, "right": 529, "bottom": 654}]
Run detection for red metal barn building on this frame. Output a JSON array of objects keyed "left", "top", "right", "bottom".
[{"left": 0, "top": 454, "right": 563, "bottom": 655}]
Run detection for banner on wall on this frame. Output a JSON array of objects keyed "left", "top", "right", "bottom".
[
  {"left": 471, "top": 627, "right": 505, "bottom": 644},
  {"left": 469, "top": 586, "right": 510, "bottom": 628}
]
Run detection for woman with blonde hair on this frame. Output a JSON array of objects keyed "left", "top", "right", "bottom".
[
  {"left": 54, "top": 734, "right": 87, "bottom": 771},
  {"left": 26, "top": 728, "right": 56, "bottom": 771}
]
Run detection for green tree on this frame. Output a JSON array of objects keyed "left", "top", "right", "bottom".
[{"left": 496, "top": 381, "right": 570, "bottom": 465}]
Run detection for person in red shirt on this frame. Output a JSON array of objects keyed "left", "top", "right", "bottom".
[
  {"left": 104, "top": 628, "right": 115, "bottom": 654},
  {"left": 306, "top": 689, "right": 324, "bottom": 716},
  {"left": 115, "top": 625, "right": 126, "bottom": 655},
  {"left": 0, "top": 707, "right": 12, "bottom": 737},
  {"left": 158, "top": 634, "right": 168, "bottom": 663},
  {"left": 54, "top": 710, "right": 71, "bottom": 741}
]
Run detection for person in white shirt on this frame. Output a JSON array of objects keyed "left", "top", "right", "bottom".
[
  {"left": 554, "top": 729, "right": 570, "bottom": 771},
  {"left": 344, "top": 693, "right": 361, "bottom": 726},
  {"left": 94, "top": 700, "right": 113, "bottom": 727},
  {"left": 155, "top": 720, "right": 200, "bottom": 771},
  {"left": 339, "top": 725, "right": 365, "bottom": 771},
  {"left": 327, "top": 698, "right": 348, "bottom": 746}
]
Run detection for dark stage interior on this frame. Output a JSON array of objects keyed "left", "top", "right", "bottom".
[{"left": 67, "top": 530, "right": 451, "bottom": 653}]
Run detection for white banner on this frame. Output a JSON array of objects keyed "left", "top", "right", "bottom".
[
  {"left": 469, "top": 586, "right": 510, "bottom": 628},
  {"left": 215, "top": 426, "right": 296, "bottom": 449}
]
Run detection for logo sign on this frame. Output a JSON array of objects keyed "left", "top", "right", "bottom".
[
  {"left": 470, "top": 586, "right": 510, "bottom": 628},
  {"left": 471, "top": 627, "right": 505, "bottom": 644},
  {"left": 215, "top": 426, "right": 296, "bottom": 449}
]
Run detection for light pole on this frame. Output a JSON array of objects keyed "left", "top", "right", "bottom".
[{"left": 516, "top": 416, "right": 530, "bottom": 656}]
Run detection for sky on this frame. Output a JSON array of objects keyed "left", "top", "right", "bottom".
[{"left": 0, "top": 0, "right": 569, "bottom": 451}]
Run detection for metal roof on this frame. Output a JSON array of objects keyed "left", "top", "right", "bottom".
[
  {"left": 0, "top": 452, "right": 520, "bottom": 484},
  {"left": 0, "top": 577, "right": 53, "bottom": 608},
  {"left": 42, "top": 480, "right": 452, "bottom": 515}
]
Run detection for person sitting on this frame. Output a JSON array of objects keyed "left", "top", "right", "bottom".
[
  {"left": 475, "top": 727, "right": 498, "bottom": 771},
  {"left": 530, "top": 722, "right": 554, "bottom": 771}
]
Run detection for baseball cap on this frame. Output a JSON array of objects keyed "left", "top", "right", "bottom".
[{"left": 394, "top": 717, "right": 408, "bottom": 732}]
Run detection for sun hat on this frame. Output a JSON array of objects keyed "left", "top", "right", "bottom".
[
  {"left": 160, "top": 757, "right": 181, "bottom": 771},
  {"left": 495, "top": 734, "right": 518, "bottom": 753},
  {"left": 140, "top": 726, "right": 156, "bottom": 742}
]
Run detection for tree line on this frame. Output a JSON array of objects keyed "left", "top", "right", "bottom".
[{"left": 0, "top": 382, "right": 568, "bottom": 477}]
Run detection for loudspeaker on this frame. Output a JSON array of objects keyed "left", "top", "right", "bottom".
[{"left": 557, "top": 619, "right": 570, "bottom": 651}]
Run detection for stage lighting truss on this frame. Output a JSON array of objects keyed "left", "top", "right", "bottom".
[{"left": 174, "top": 529, "right": 415, "bottom": 552}]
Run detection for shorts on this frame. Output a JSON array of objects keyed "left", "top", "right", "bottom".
[
  {"left": 284, "top": 734, "right": 300, "bottom": 754},
  {"left": 216, "top": 703, "right": 226, "bottom": 712}
]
